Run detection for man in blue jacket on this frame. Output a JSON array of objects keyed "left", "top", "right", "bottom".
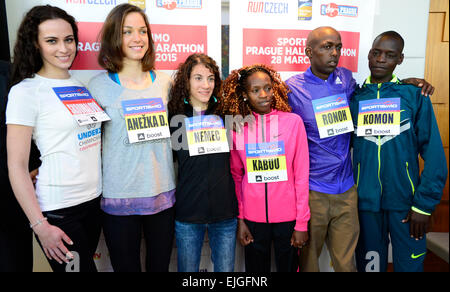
[
  {"left": 286, "top": 26, "right": 435, "bottom": 272},
  {"left": 286, "top": 26, "right": 359, "bottom": 272},
  {"left": 350, "top": 31, "right": 447, "bottom": 272}
]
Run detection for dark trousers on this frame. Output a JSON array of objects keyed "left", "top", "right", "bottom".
[
  {"left": 0, "top": 186, "right": 33, "bottom": 272},
  {"left": 37, "top": 197, "right": 102, "bottom": 272},
  {"left": 102, "top": 207, "right": 175, "bottom": 272},
  {"left": 244, "top": 220, "right": 298, "bottom": 272},
  {"left": 0, "top": 225, "right": 33, "bottom": 272}
]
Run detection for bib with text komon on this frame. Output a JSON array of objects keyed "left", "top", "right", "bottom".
[
  {"left": 245, "top": 141, "right": 288, "bottom": 184},
  {"left": 185, "top": 115, "right": 229, "bottom": 156},
  {"left": 122, "top": 98, "right": 170, "bottom": 143},
  {"left": 311, "top": 94, "right": 354, "bottom": 139},
  {"left": 357, "top": 98, "right": 400, "bottom": 136},
  {"left": 53, "top": 86, "right": 110, "bottom": 126}
]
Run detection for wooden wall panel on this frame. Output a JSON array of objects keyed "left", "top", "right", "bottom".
[
  {"left": 425, "top": 0, "right": 449, "bottom": 232},
  {"left": 432, "top": 103, "right": 449, "bottom": 148},
  {"left": 425, "top": 13, "right": 449, "bottom": 105}
]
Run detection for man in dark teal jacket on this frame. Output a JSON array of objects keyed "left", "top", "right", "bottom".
[{"left": 350, "top": 31, "right": 447, "bottom": 272}]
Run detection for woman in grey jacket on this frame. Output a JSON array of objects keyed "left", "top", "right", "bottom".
[{"left": 88, "top": 4, "right": 176, "bottom": 272}]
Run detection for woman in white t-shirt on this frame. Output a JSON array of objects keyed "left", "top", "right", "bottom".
[{"left": 6, "top": 5, "right": 102, "bottom": 272}]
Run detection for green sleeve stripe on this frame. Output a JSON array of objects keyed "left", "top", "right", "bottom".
[{"left": 411, "top": 206, "right": 431, "bottom": 216}]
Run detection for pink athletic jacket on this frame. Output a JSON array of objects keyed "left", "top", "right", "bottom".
[{"left": 230, "top": 110, "right": 310, "bottom": 231}]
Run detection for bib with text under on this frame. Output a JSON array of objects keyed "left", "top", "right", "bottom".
[
  {"left": 122, "top": 98, "right": 170, "bottom": 143},
  {"left": 357, "top": 98, "right": 400, "bottom": 136},
  {"left": 185, "top": 115, "right": 229, "bottom": 156},
  {"left": 246, "top": 141, "right": 288, "bottom": 184},
  {"left": 311, "top": 94, "right": 354, "bottom": 139},
  {"left": 53, "top": 86, "right": 110, "bottom": 126}
]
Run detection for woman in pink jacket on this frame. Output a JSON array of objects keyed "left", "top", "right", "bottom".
[{"left": 222, "top": 64, "right": 310, "bottom": 272}]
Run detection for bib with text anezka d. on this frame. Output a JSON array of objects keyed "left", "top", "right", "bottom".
[{"left": 122, "top": 98, "right": 170, "bottom": 143}]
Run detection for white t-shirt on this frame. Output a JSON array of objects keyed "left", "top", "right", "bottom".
[{"left": 6, "top": 74, "right": 102, "bottom": 212}]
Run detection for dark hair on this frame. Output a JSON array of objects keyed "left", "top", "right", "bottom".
[
  {"left": 168, "top": 54, "right": 222, "bottom": 116},
  {"left": 374, "top": 31, "right": 405, "bottom": 52},
  {"left": 221, "top": 64, "right": 291, "bottom": 118},
  {"left": 97, "top": 4, "right": 155, "bottom": 73},
  {"left": 9, "top": 5, "right": 78, "bottom": 88}
]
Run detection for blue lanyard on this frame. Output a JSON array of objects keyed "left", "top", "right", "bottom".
[{"left": 108, "top": 71, "right": 155, "bottom": 85}]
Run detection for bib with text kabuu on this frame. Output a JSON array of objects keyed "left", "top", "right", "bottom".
[{"left": 246, "top": 141, "right": 288, "bottom": 184}]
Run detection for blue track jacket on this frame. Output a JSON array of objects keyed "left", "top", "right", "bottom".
[{"left": 350, "top": 77, "right": 447, "bottom": 214}]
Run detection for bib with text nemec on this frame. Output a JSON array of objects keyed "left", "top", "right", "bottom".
[
  {"left": 311, "top": 94, "right": 354, "bottom": 139},
  {"left": 53, "top": 86, "right": 111, "bottom": 126},
  {"left": 246, "top": 141, "right": 288, "bottom": 184},
  {"left": 357, "top": 98, "right": 400, "bottom": 136},
  {"left": 185, "top": 115, "right": 229, "bottom": 156},
  {"left": 122, "top": 98, "right": 170, "bottom": 143}
]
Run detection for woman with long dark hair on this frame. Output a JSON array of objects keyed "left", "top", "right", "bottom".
[
  {"left": 168, "top": 54, "right": 238, "bottom": 272},
  {"left": 6, "top": 5, "right": 102, "bottom": 272}
]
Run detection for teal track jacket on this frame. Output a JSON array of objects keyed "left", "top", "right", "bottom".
[{"left": 350, "top": 79, "right": 447, "bottom": 214}]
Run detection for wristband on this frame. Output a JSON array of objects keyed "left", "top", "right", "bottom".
[{"left": 29, "top": 217, "right": 48, "bottom": 229}]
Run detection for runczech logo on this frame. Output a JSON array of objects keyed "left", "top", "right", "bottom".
[{"left": 247, "top": 1, "right": 289, "bottom": 15}]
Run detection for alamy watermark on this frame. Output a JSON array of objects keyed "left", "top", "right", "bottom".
[{"left": 169, "top": 113, "right": 281, "bottom": 151}]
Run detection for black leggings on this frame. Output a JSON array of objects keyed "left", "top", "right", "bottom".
[
  {"left": 37, "top": 197, "right": 102, "bottom": 272},
  {"left": 244, "top": 220, "right": 299, "bottom": 272},
  {"left": 102, "top": 207, "right": 175, "bottom": 272}
]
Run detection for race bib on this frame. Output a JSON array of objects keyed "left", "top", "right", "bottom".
[
  {"left": 53, "top": 86, "right": 110, "bottom": 126},
  {"left": 246, "top": 141, "right": 288, "bottom": 184},
  {"left": 357, "top": 98, "right": 401, "bottom": 136},
  {"left": 312, "top": 94, "right": 354, "bottom": 139},
  {"left": 185, "top": 115, "right": 229, "bottom": 156},
  {"left": 122, "top": 98, "right": 170, "bottom": 143}
]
